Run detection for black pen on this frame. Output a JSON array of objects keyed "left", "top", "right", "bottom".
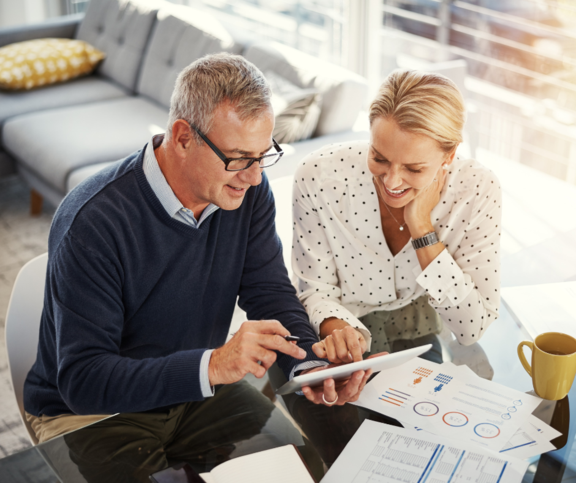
[
  {"left": 229, "top": 332, "right": 300, "bottom": 343},
  {"left": 284, "top": 335, "right": 300, "bottom": 343}
]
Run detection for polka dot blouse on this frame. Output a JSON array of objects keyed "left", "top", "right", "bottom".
[{"left": 292, "top": 140, "right": 502, "bottom": 348}]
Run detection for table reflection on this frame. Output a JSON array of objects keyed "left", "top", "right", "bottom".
[
  {"left": 35, "top": 380, "right": 322, "bottom": 483},
  {"left": 1, "top": 316, "right": 575, "bottom": 483}
]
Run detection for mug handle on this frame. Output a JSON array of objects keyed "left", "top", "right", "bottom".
[{"left": 517, "top": 341, "right": 534, "bottom": 377}]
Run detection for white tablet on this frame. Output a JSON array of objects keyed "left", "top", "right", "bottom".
[{"left": 275, "top": 344, "right": 432, "bottom": 396}]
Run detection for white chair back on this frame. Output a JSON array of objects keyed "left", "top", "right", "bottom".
[{"left": 5, "top": 252, "right": 48, "bottom": 445}]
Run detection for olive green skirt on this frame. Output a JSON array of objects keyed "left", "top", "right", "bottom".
[{"left": 360, "top": 295, "right": 443, "bottom": 363}]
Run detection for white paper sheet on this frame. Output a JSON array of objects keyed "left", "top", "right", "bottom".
[
  {"left": 528, "top": 414, "right": 562, "bottom": 442},
  {"left": 321, "top": 420, "right": 529, "bottom": 483},
  {"left": 353, "top": 358, "right": 542, "bottom": 452},
  {"left": 199, "top": 445, "right": 314, "bottom": 483},
  {"left": 498, "top": 414, "right": 563, "bottom": 460},
  {"left": 449, "top": 364, "right": 562, "bottom": 458},
  {"left": 499, "top": 423, "right": 556, "bottom": 460}
]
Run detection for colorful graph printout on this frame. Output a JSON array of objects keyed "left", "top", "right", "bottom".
[
  {"left": 443, "top": 412, "right": 469, "bottom": 427},
  {"left": 413, "top": 402, "right": 439, "bottom": 417},
  {"left": 412, "top": 366, "right": 433, "bottom": 385},
  {"left": 474, "top": 423, "right": 502, "bottom": 439},
  {"left": 379, "top": 389, "right": 409, "bottom": 407},
  {"left": 353, "top": 357, "right": 543, "bottom": 452},
  {"left": 434, "top": 373, "right": 453, "bottom": 384},
  {"left": 433, "top": 373, "right": 453, "bottom": 392}
]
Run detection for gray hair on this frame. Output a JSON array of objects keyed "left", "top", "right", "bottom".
[
  {"left": 167, "top": 53, "right": 272, "bottom": 143},
  {"left": 369, "top": 69, "right": 465, "bottom": 153}
]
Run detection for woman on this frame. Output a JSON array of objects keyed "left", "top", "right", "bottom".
[{"left": 292, "top": 69, "right": 501, "bottom": 364}]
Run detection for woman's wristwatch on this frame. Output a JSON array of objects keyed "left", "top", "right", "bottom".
[{"left": 411, "top": 231, "right": 439, "bottom": 250}]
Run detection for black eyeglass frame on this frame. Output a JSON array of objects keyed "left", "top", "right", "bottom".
[{"left": 191, "top": 124, "right": 284, "bottom": 172}]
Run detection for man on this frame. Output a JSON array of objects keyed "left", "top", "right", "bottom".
[{"left": 23, "top": 53, "right": 371, "bottom": 452}]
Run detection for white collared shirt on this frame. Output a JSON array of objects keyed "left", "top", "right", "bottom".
[
  {"left": 292, "top": 140, "right": 502, "bottom": 348},
  {"left": 143, "top": 134, "right": 219, "bottom": 228}
]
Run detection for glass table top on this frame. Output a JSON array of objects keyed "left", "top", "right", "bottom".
[{"left": 1, "top": 305, "right": 574, "bottom": 483}]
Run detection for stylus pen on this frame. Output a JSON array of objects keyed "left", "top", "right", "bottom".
[
  {"left": 284, "top": 335, "right": 300, "bottom": 343},
  {"left": 229, "top": 332, "right": 300, "bottom": 343}
]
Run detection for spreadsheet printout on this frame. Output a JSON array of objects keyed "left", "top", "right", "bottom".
[{"left": 321, "top": 420, "right": 528, "bottom": 483}]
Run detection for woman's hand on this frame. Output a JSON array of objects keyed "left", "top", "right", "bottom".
[
  {"left": 301, "top": 368, "right": 372, "bottom": 406},
  {"left": 313, "top": 318, "right": 367, "bottom": 363},
  {"left": 300, "top": 352, "right": 388, "bottom": 406},
  {"left": 404, "top": 164, "right": 447, "bottom": 236}
]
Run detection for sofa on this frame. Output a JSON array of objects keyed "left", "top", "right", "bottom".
[{"left": 0, "top": 0, "right": 369, "bottom": 213}]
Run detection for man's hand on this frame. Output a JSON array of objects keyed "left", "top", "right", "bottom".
[
  {"left": 208, "top": 320, "right": 307, "bottom": 386},
  {"left": 300, "top": 352, "right": 388, "bottom": 406},
  {"left": 314, "top": 318, "right": 367, "bottom": 363}
]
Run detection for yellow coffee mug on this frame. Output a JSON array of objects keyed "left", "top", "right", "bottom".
[{"left": 518, "top": 332, "right": 576, "bottom": 400}]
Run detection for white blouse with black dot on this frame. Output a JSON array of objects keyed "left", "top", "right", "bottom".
[{"left": 292, "top": 140, "right": 502, "bottom": 348}]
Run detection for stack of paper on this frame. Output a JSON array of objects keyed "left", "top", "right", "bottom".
[
  {"left": 322, "top": 420, "right": 530, "bottom": 483},
  {"left": 352, "top": 358, "right": 561, "bottom": 459}
]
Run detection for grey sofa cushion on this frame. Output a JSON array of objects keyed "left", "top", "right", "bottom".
[
  {"left": 76, "top": 0, "right": 159, "bottom": 91},
  {"left": 67, "top": 161, "right": 117, "bottom": 192},
  {"left": 3, "top": 97, "right": 168, "bottom": 194},
  {"left": 244, "top": 42, "right": 368, "bottom": 137},
  {"left": 0, "top": 76, "right": 127, "bottom": 127},
  {"left": 137, "top": 4, "right": 242, "bottom": 109}
]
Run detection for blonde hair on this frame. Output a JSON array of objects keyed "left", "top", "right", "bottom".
[
  {"left": 369, "top": 69, "right": 465, "bottom": 153},
  {"left": 167, "top": 53, "right": 271, "bottom": 143}
]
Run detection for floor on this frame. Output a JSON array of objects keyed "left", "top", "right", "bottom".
[{"left": 0, "top": 175, "right": 55, "bottom": 458}]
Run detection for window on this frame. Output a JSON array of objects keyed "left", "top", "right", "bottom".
[
  {"left": 183, "top": 0, "right": 348, "bottom": 66},
  {"left": 373, "top": 0, "right": 576, "bottom": 184}
]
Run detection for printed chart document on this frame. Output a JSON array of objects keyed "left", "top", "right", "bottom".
[
  {"left": 499, "top": 414, "right": 561, "bottom": 460},
  {"left": 198, "top": 445, "right": 315, "bottom": 483},
  {"left": 352, "top": 357, "right": 542, "bottom": 452},
  {"left": 502, "top": 281, "right": 576, "bottom": 339},
  {"left": 321, "top": 420, "right": 528, "bottom": 483}
]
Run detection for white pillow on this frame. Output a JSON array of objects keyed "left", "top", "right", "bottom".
[{"left": 266, "top": 70, "right": 321, "bottom": 144}]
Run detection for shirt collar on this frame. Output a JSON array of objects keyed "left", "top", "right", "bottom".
[
  {"left": 143, "top": 134, "right": 185, "bottom": 219},
  {"left": 143, "top": 134, "right": 219, "bottom": 225}
]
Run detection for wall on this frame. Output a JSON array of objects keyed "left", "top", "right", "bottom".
[{"left": 0, "top": 0, "right": 62, "bottom": 28}]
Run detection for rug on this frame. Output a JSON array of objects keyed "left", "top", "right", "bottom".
[{"left": 0, "top": 175, "right": 54, "bottom": 457}]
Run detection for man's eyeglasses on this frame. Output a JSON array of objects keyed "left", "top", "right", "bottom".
[{"left": 191, "top": 124, "right": 284, "bottom": 172}]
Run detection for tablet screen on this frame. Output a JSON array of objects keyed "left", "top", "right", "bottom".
[{"left": 275, "top": 344, "right": 431, "bottom": 396}]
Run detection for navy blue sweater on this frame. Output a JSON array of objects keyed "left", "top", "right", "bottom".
[{"left": 24, "top": 146, "right": 321, "bottom": 417}]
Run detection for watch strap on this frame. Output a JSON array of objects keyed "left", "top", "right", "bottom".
[{"left": 411, "top": 231, "right": 439, "bottom": 250}]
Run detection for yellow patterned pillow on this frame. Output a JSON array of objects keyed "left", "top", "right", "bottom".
[{"left": 0, "top": 38, "right": 105, "bottom": 91}]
